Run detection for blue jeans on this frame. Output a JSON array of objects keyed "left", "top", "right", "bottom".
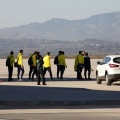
[{"left": 17, "top": 65, "right": 24, "bottom": 79}]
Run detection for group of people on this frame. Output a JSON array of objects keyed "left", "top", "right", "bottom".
[
  {"left": 7, "top": 50, "right": 24, "bottom": 82},
  {"left": 28, "top": 51, "right": 52, "bottom": 85},
  {"left": 6, "top": 50, "right": 52, "bottom": 85},
  {"left": 6, "top": 49, "right": 92, "bottom": 85},
  {"left": 74, "top": 51, "right": 92, "bottom": 80}
]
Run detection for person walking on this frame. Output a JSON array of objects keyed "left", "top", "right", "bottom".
[
  {"left": 57, "top": 51, "right": 67, "bottom": 80},
  {"left": 36, "top": 55, "right": 46, "bottom": 85},
  {"left": 74, "top": 51, "right": 84, "bottom": 80},
  {"left": 43, "top": 52, "right": 53, "bottom": 81},
  {"left": 84, "top": 52, "right": 91, "bottom": 80},
  {"left": 28, "top": 51, "right": 37, "bottom": 80},
  {"left": 7, "top": 51, "right": 15, "bottom": 81},
  {"left": 16, "top": 50, "right": 24, "bottom": 81},
  {"left": 54, "top": 51, "right": 60, "bottom": 79}
]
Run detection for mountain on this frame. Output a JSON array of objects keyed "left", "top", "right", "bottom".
[{"left": 0, "top": 11, "right": 120, "bottom": 41}]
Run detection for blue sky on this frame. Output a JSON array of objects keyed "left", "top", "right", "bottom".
[{"left": 0, "top": 0, "right": 120, "bottom": 29}]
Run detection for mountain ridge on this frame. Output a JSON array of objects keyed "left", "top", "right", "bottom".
[{"left": 0, "top": 11, "right": 120, "bottom": 41}]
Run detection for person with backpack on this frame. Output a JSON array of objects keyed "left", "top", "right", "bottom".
[
  {"left": 74, "top": 51, "right": 84, "bottom": 80},
  {"left": 16, "top": 50, "right": 24, "bottom": 81},
  {"left": 43, "top": 52, "right": 53, "bottom": 81},
  {"left": 28, "top": 51, "right": 37, "bottom": 80},
  {"left": 6, "top": 51, "right": 15, "bottom": 81},
  {"left": 36, "top": 55, "right": 46, "bottom": 85},
  {"left": 57, "top": 51, "right": 67, "bottom": 80},
  {"left": 31, "top": 51, "right": 37, "bottom": 80}
]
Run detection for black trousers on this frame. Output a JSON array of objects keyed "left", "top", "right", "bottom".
[
  {"left": 32, "top": 66, "right": 37, "bottom": 79},
  {"left": 77, "top": 65, "right": 83, "bottom": 79},
  {"left": 84, "top": 67, "right": 91, "bottom": 79},
  {"left": 37, "top": 69, "right": 45, "bottom": 85},
  {"left": 57, "top": 65, "right": 65, "bottom": 79},
  {"left": 8, "top": 66, "right": 13, "bottom": 80},
  {"left": 43, "top": 67, "right": 53, "bottom": 80},
  {"left": 29, "top": 66, "right": 34, "bottom": 79},
  {"left": 17, "top": 65, "right": 24, "bottom": 79}
]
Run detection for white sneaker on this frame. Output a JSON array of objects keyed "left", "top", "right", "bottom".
[{"left": 19, "top": 79, "right": 22, "bottom": 82}]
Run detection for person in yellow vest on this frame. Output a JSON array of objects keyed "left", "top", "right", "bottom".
[
  {"left": 16, "top": 50, "right": 24, "bottom": 81},
  {"left": 57, "top": 51, "right": 67, "bottom": 80},
  {"left": 28, "top": 51, "right": 37, "bottom": 80},
  {"left": 32, "top": 51, "right": 37, "bottom": 79},
  {"left": 74, "top": 51, "right": 84, "bottom": 80},
  {"left": 43, "top": 52, "right": 53, "bottom": 81},
  {"left": 7, "top": 51, "right": 15, "bottom": 81}
]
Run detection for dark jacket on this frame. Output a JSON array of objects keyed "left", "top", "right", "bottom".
[
  {"left": 36, "top": 58, "right": 44, "bottom": 71},
  {"left": 84, "top": 56, "right": 91, "bottom": 69}
]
